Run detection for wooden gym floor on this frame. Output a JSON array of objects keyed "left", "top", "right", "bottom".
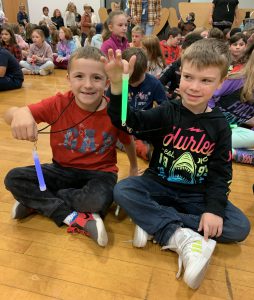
[{"left": 0, "top": 70, "right": 253, "bottom": 299}]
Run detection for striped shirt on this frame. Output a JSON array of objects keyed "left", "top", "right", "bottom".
[{"left": 129, "top": 0, "right": 161, "bottom": 26}]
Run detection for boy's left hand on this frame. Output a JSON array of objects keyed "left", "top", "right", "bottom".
[{"left": 198, "top": 212, "right": 223, "bottom": 241}]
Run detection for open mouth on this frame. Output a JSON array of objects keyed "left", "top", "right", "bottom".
[{"left": 169, "top": 152, "right": 196, "bottom": 184}]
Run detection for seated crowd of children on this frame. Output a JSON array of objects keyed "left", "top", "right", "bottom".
[{"left": 1, "top": 1, "right": 254, "bottom": 291}]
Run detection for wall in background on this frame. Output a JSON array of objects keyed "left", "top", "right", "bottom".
[
  {"left": 27, "top": 0, "right": 103, "bottom": 25},
  {"left": 190, "top": 0, "right": 254, "bottom": 9}
]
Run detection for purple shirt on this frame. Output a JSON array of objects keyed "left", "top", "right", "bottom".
[
  {"left": 210, "top": 78, "right": 254, "bottom": 125},
  {"left": 100, "top": 34, "right": 129, "bottom": 57}
]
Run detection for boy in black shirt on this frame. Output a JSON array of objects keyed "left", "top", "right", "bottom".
[
  {"left": 103, "top": 39, "right": 250, "bottom": 289},
  {"left": 0, "top": 47, "right": 23, "bottom": 91}
]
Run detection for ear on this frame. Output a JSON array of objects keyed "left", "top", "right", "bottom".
[{"left": 108, "top": 23, "right": 113, "bottom": 32}]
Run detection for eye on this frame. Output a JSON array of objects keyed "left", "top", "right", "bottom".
[
  {"left": 183, "top": 74, "right": 191, "bottom": 80},
  {"left": 94, "top": 75, "right": 103, "bottom": 80},
  {"left": 202, "top": 79, "right": 212, "bottom": 83}
]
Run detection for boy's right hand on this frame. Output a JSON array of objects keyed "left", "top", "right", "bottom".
[
  {"left": 101, "top": 49, "right": 136, "bottom": 95},
  {"left": 10, "top": 107, "right": 38, "bottom": 142}
]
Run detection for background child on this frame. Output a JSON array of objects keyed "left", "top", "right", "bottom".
[
  {"left": 229, "top": 33, "right": 247, "bottom": 72},
  {"left": 104, "top": 39, "right": 250, "bottom": 289},
  {"left": 0, "top": 46, "right": 23, "bottom": 91},
  {"left": 142, "top": 35, "right": 165, "bottom": 78},
  {"left": 4, "top": 46, "right": 137, "bottom": 248},
  {"left": 9, "top": 23, "right": 29, "bottom": 59},
  {"left": 91, "top": 23, "right": 103, "bottom": 49},
  {"left": 20, "top": 28, "right": 54, "bottom": 76},
  {"left": 48, "top": 24, "right": 59, "bottom": 53},
  {"left": 84, "top": 27, "right": 96, "bottom": 47},
  {"left": 80, "top": 4, "right": 92, "bottom": 46},
  {"left": 51, "top": 9, "right": 64, "bottom": 30},
  {"left": 160, "top": 27, "right": 182, "bottom": 65},
  {"left": 129, "top": 25, "right": 144, "bottom": 48},
  {"left": 0, "top": 25, "right": 22, "bottom": 62},
  {"left": 178, "top": 12, "right": 196, "bottom": 36},
  {"left": 210, "top": 43, "right": 254, "bottom": 165},
  {"left": 208, "top": 27, "right": 224, "bottom": 40},
  {"left": 0, "top": 8, "right": 8, "bottom": 28},
  {"left": 101, "top": 10, "right": 129, "bottom": 57},
  {"left": 41, "top": 6, "right": 52, "bottom": 26},
  {"left": 17, "top": 4, "right": 29, "bottom": 27},
  {"left": 159, "top": 32, "right": 203, "bottom": 100},
  {"left": 64, "top": 2, "right": 76, "bottom": 28},
  {"left": 107, "top": 47, "right": 167, "bottom": 161},
  {"left": 69, "top": 25, "right": 81, "bottom": 48},
  {"left": 53, "top": 26, "right": 76, "bottom": 69}
]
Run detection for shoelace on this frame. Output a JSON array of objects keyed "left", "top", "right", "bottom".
[{"left": 162, "top": 237, "right": 202, "bottom": 278}]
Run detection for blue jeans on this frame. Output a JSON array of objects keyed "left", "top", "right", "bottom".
[
  {"left": 5, "top": 162, "right": 117, "bottom": 226},
  {"left": 141, "top": 22, "right": 154, "bottom": 35},
  {"left": 114, "top": 175, "right": 250, "bottom": 245},
  {"left": 20, "top": 60, "right": 54, "bottom": 74}
]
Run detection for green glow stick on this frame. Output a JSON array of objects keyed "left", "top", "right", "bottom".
[
  {"left": 230, "top": 124, "right": 238, "bottom": 129},
  {"left": 121, "top": 73, "right": 129, "bottom": 126}
]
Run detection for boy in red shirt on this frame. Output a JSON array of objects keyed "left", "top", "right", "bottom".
[
  {"left": 4, "top": 47, "right": 138, "bottom": 247},
  {"left": 160, "top": 27, "right": 182, "bottom": 65}
]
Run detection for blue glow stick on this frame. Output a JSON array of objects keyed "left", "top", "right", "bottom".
[
  {"left": 33, "top": 149, "right": 46, "bottom": 191},
  {"left": 121, "top": 73, "right": 129, "bottom": 126}
]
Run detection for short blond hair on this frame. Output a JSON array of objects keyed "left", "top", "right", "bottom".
[
  {"left": 131, "top": 25, "right": 144, "bottom": 35},
  {"left": 181, "top": 38, "right": 230, "bottom": 79}
]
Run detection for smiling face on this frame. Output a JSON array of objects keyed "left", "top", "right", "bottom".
[
  {"left": 1, "top": 29, "right": 11, "bottom": 44},
  {"left": 108, "top": 14, "right": 128, "bottom": 38},
  {"left": 67, "top": 58, "right": 108, "bottom": 111},
  {"left": 179, "top": 61, "right": 223, "bottom": 114}
]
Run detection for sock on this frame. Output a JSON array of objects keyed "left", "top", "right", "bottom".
[{"left": 63, "top": 211, "right": 78, "bottom": 225}]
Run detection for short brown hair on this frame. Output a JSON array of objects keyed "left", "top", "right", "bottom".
[
  {"left": 122, "top": 48, "right": 147, "bottom": 84},
  {"left": 67, "top": 46, "right": 106, "bottom": 73},
  {"left": 181, "top": 38, "right": 230, "bottom": 79}
]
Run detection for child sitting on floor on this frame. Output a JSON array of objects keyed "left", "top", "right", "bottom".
[
  {"left": 4, "top": 46, "right": 138, "bottom": 247},
  {"left": 104, "top": 39, "right": 250, "bottom": 289}
]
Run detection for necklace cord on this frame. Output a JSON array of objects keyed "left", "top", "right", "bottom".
[{"left": 37, "top": 96, "right": 104, "bottom": 134}]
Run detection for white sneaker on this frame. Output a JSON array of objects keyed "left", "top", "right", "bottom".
[
  {"left": 22, "top": 68, "right": 32, "bottom": 75},
  {"left": 133, "top": 225, "right": 154, "bottom": 248},
  {"left": 163, "top": 228, "right": 216, "bottom": 289},
  {"left": 39, "top": 69, "right": 49, "bottom": 76}
]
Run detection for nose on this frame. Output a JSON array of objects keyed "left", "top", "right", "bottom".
[
  {"left": 83, "top": 77, "right": 92, "bottom": 88},
  {"left": 189, "top": 80, "right": 200, "bottom": 91}
]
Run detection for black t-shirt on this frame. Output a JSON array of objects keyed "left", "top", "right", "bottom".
[
  {"left": 212, "top": 0, "right": 239, "bottom": 23},
  {"left": 0, "top": 48, "right": 24, "bottom": 80}
]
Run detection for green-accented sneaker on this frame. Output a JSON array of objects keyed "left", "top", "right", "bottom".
[{"left": 162, "top": 228, "right": 216, "bottom": 289}]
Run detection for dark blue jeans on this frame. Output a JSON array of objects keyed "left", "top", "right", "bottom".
[
  {"left": 114, "top": 176, "right": 250, "bottom": 245},
  {"left": 0, "top": 76, "right": 23, "bottom": 91},
  {"left": 4, "top": 162, "right": 117, "bottom": 226}
]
